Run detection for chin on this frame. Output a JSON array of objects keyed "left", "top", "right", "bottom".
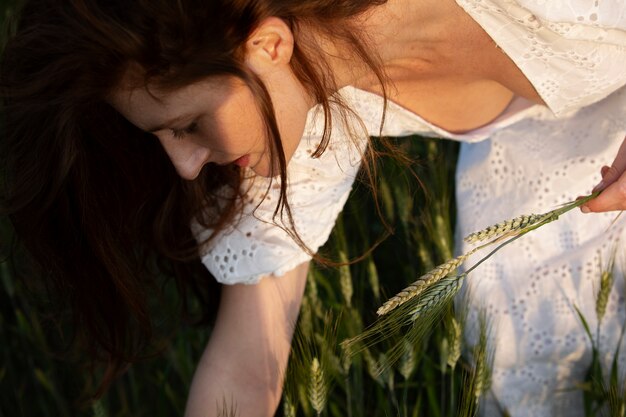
[
  {"left": 250, "top": 161, "right": 275, "bottom": 178},
  {"left": 250, "top": 151, "right": 296, "bottom": 178}
]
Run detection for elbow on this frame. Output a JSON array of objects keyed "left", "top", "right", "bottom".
[
  {"left": 236, "top": 366, "right": 286, "bottom": 415},
  {"left": 195, "top": 368, "right": 286, "bottom": 417}
]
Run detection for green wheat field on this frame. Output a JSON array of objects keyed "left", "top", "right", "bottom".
[{"left": 1, "top": 2, "right": 625, "bottom": 416}]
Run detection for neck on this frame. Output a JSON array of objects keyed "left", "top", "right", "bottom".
[{"left": 319, "top": 0, "right": 462, "bottom": 89}]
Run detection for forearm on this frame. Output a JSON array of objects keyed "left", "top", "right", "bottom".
[
  {"left": 184, "top": 346, "right": 282, "bottom": 416},
  {"left": 184, "top": 262, "right": 309, "bottom": 417}
]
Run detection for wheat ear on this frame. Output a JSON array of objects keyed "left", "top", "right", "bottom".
[
  {"left": 447, "top": 317, "right": 462, "bottom": 369},
  {"left": 282, "top": 395, "right": 296, "bottom": 417},
  {"left": 308, "top": 357, "right": 327, "bottom": 415},
  {"left": 408, "top": 274, "right": 466, "bottom": 321},
  {"left": 464, "top": 213, "right": 545, "bottom": 244},
  {"left": 377, "top": 248, "right": 478, "bottom": 316},
  {"left": 596, "top": 270, "right": 614, "bottom": 324},
  {"left": 92, "top": 401, "right": 106, "bottom": 417},
  {"left": 399, "top": 339, "right": 416, "bottom": 381}
]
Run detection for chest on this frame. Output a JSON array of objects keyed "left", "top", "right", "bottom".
[
  {"left": 388, "top": 78, "right": 517, "bottom": 133},
  {"left": 362, "top": 4, "right": 545, "bottom": 133}
]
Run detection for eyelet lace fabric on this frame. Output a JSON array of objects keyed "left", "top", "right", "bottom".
[
  {"left": 198, "top": 1, "right": 626, "bottom": 415},
  {"left": 455, "top": 88, "right": 626, "bottom": 416},
  {"left": 456, "top": 0, "right": 626, "bottom": 117},
  {"left": 195, "top": 106, "right": 369, "bottom": 285}
]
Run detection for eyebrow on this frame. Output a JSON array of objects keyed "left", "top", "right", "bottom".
[{"left": 146, "top": 115, "right": 188, "bottom": 133}]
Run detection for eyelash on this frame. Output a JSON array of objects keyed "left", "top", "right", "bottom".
[{"left": 171, "top": 122, "right": 198, "bottom": 140}]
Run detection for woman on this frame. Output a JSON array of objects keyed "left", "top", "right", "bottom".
[{"left": 1, "top": 0, "right": 625, "bottom": 416}]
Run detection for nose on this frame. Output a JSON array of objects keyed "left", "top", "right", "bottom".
[{"left": 159, "top": 137, "right": 211, "bottom": 180}]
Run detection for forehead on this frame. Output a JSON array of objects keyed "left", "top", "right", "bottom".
[
  {"left": 110, "top": 69, "right": 184, "bottom": 106},
  {"left": 110, "top": 63, "right": 241, "bottom": 103},
  {"left": 107, "top": 68, "right": 249, "bottom": 129}
]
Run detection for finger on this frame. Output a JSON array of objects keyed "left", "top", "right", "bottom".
[
  {"left": 593, "top": 165, "right": 611, "bottom": 193},
  {"left": 593, "top": 137, "right": 626, "bottom": 193},
  {"left": 601, "top": 165, "right": 610, "bottom": 178},
  {"left": 592, "top": 165, "right": 610, "bottom": 193},
  {"left": 584, "top": 169, "right": 626, "bottom": 213}
]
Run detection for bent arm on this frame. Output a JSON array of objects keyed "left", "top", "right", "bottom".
[{"left": 184, "top": 261, "right": 309, "bottom": 417}]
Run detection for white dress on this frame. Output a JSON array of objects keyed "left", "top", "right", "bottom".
[{"left": 196, "top": 1, "right": 626, "bottom": 415}]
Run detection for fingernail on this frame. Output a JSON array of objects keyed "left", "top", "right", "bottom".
[{"left": 581, "top": 205, "right": 591, "bottom": 213}]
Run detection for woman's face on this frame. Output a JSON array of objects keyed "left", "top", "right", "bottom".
[
  {"left": 111, "top": 18, "right": 313, "bottom": 179},
  {"left": 110, "top": 73, "right": 310, "bottom": 179}
]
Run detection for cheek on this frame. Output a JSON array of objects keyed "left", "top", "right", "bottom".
[
  {"left": 211, "top": 82, "right": 307, "bottom": 167},
  {"left": 209, "top": 90, "right": 267, "bottom": 151},
  {"left": 213, "top": 110, "right": 267, "bottom": 152}
]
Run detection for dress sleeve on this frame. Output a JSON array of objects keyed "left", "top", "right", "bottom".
[
  {"left": 194, "top": 107, "right": 369, "bottom": 285},
  {"left": 456, "top": 0, "right": 626, "bottom": 116}
]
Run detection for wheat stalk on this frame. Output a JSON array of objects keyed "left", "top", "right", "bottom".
[
  {"left": 596, "top": 247, "right": 617, "bottom": 325},
  {"left": 399, "top": 339, "right": 416, "bottom": 380},
  {"left": 367, "top": 257, "right": 381, "bottom": 300},
  {"left": 472, "top": 313, "right": 493, "bottom": 402},
  {"left": 377, "top": 194, "right": 598, "bottom": 318},
  {"left": 339, "top": 250, "right": 353, "bottom": 308},
  {"left": 362, "top": 348, "right": 384, "bottom": 386},
  {"left": 377, "top": 248, "right": 478, "bottom": 316},
  {"left": 447, "top": 317, "right": 462, "bottom": 369},
  {"left": 463, "top": 213, "right": 545, "bottom": 243},
  {"left": 408, "top": 274, "right": 466, "bottom": 321},
  {"left": 308, "top": 357, "right": 327, "bottom": 415},
  {"left": 216, "top": 397, "right": 238, "bottom": 417},
  {"left": 345, "top": 194, "right": 598, "bottom": 378},
  {"left": 596, "top": 269, "right": 614, "bottom": 324},
  {"left": 340, "top": 342, "right": 352, "bottom": 375},
  {"left": 473, "top": 352, "right": 489, "bottom": 400},
  {"left": 282, "top": 395, "right": 297, "bottom": 417},
  {"left": 92, "top": 401, "right": 107, "bottom": 417}
]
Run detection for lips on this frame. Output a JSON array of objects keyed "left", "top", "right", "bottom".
[{"left": 232, "top": 154, "right": 250, "bottom": 168}]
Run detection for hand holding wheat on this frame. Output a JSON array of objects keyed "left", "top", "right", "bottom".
[{"left": 582, "top": 136, "right": 626, "bottom": 213}]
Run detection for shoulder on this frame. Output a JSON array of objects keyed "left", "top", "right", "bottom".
[
  {"left": 501, "top": 1, "right": 625, "bottom": 28},
  {"left": 457, "top": 0, "right": 626, "bottom": 28},
  {"left": 456, "top": 0, "right": 626, "bottom": 116}
]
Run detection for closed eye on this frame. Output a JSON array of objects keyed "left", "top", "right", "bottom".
[{"left": 171, "top": 121, "right": 198, "bottom": 140}]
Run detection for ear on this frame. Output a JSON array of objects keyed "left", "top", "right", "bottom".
[{"left": 245, "top": 17, "right": 294, "bottom": 74}]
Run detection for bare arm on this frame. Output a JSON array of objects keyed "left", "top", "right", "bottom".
[{"left": 184, "top": 261, "right": 309, "bottom": 417}]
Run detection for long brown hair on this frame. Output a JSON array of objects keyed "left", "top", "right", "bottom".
[{"left": 0, "top": 0, "right": 388, "bottom": 397}]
